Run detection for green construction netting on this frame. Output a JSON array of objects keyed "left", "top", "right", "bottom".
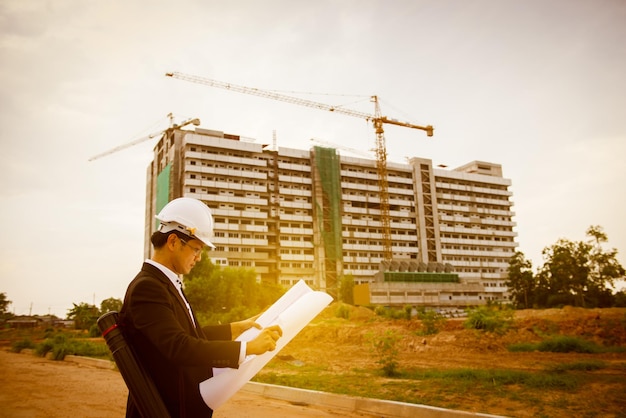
[
  {"left": 384, "top": 272, "right": 460, "bottom": 283},
  {"left": 314, "top": 146, "right": 343, "bottom": 262},
  {"left": 155, "top": 163, "right": 171, "bottom": 228}
]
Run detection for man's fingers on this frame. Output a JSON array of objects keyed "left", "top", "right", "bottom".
[{"left": 266, "top": 325, "right": 283, "bottom": 337}]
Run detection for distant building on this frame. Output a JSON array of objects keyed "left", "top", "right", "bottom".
[
  {"left": 6, "top": 316, "right": 40, "bottom": 328},
  {"left": 145, "top": 126, "right": 517, "bottom": 308},
  {"left": 6, "top": 315, "right": 71, "bottom": 329}
]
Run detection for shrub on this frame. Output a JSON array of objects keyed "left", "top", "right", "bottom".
[
  {"left": 508, "top": 336, "right": 602, "bottom": 354},
  {"left": 416, "top": 309, "right": 446, "bottom": 336},
  {"left": 335, "top": 303, "right": 351, "bottom": 320},
  {"left": 547, "top": 360, "right": 606, "bottom": 372},
  {"left": 88, "top": 324, "right": 101, "bottom": 337},
  {"left": 374, "top": 306, "right": 386, "bottom": 316},
  {"left": 403, "top": 305, "right": 413, "bottom": 320},
  {"left": 537, "top": 336, "right": 601, "bottom": 354},
  {"left": 35, "top": 338, "right": 55, "bottom": 357},
  {"left": 464, "top": 305, "right": 514, "bottom": 334},
  {"left": 368, "top": 329, "right": 402, "bottom": 377},
  {"left": 11, "top": 338, "right": 35, "bottom": 353},
  {"left": 32, "top": 332, "right": 111, "bottom": 361},
  {"left": 374, "top": 306, "right": 409, "bottom": 320}
]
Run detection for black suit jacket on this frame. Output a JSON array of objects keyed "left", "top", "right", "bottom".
[{"left": 119, "top": 262, "right": 241, "bottom": 417}]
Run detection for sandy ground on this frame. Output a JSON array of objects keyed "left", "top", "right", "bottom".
[{"left": 0, "top": 350, "right": 378, "bottom": 418}]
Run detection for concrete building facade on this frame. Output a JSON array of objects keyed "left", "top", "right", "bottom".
[{"left": 145, "top": 126, "right": 517, "bottom": 308}]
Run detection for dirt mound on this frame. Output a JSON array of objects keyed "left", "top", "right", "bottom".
[
  {"left": 308, "top": 305, "right": 626, "bottom": 352},
  {"left": 283, "top": 306, "right": 626, "bottom": 374}
]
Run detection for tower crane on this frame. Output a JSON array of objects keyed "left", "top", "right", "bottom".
[
  {"left": 88, "top": 113, "right": 200, "bottom": 161},
  {"left": 165, "top": 71, "right": 433, "bottom": 262}
]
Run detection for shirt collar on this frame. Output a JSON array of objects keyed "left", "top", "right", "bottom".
[{"left": 145, "top": 259, "right": 182, "bottom": 290}]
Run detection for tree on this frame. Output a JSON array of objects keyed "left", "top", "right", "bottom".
[
  {"left": 587, "top": 225, "right": 625, "bottom": 292},
  {"left": 506, "top": 252, "right": 536, "bottom": 309},
  {"left": 67, "top": 302, "right": 100, "bottom": 330},
  {"left": 100, "top": 297, "right": 122, "bottom": 314},
  {"left": 539, "top": 239, "right": 591, "bottom": 307},
  {"left": 0, "top": 292, "right": 11, "bottom": 314},
  {"left": 536, "top": 226, "right": 625, "bottom": 308},
  {"left": 184, "top": 256, "right": 284, "bottom": 324},
  {"left": 0, "top": 292, "right": 12, "bottom": 320}
]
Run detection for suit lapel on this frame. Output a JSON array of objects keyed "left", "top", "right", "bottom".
[{"left": 141, "top": 263, "right": 201, "bottom": 337}]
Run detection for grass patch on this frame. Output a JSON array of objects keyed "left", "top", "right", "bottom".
[
  {"left": 508, "top": 336, "right": 603, "bottom": 353},
  {"left": 546, "top": 360, "right": 607, "bottom": 373},
  {"left": 34, "top": 333, "right": 111, "bottom": 360},
  {"left": 402, "top": 368, "right": 580, "bottom": 391},
  {"left": 254, "top": 363, "right": 583, "bottom": 409}
]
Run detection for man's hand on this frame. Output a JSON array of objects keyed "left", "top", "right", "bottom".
[
  {"left": 246, "top": 325, "right": 283, "bottom": 356},
  {"left": 230, "top": 313, "right": 262, "bottom": 340}
]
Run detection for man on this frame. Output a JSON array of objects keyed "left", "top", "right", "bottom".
[{"left": 119, "top": 197, "right": 282, "bottom": 417}]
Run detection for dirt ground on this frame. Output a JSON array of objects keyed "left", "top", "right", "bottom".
[
  {"left": 0, "top": 349, "right": 379, "bottom": 418},
  {"left": 1, "top": 306, "right": 625, "bottom": 418},
  {"left": 265, "top": 305, "right": 626, "bottom": 417}
]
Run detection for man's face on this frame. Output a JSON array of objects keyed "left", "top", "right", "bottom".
[{"left": 174, "top": 236, "right": 204, "bottom": 275}]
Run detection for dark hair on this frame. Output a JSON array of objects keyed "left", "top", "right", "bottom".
[{"left": 150, "top": 230, "right": 192, "bottom": 249}]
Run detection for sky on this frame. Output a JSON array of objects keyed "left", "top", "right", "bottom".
[{"left": 1, "top": 0, "right": 625, "bottom": 317}]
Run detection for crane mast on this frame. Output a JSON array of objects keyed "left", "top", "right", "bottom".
[
  {"left": 372, "top": 96, "right": 393, "bottom": 261},
  {"left": 165, "top": 71, "right": 433, "bottom": 262}
]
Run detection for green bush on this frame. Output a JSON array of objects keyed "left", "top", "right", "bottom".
[
  {"left": 537, "top": 336, "right": 601, "bottom": 353},
  {"left": 11, "top": 338, "right": 35, "bottom": 353},
  {"left": 547, "top": 360, "right": 606, "bottom": 372},
  {"left": 374, "top": 306, "right": 409, "bottom": 320},
  {"left": 403, "top": 305, "right": 413, "bottom": 320},
  {"left": 508, "top": 336, "right": 602, "bottom": 354},
  {"left": 35, "top": 338, "right": 55, "bottom": 357},
  {"left": 464, "top": 305, "right": 514, "bottom": 334},
  {"left": 416, "top": 309, "right": 446, "bottom": 335},
  {"left": 368, "top": 329, "right": 401, "bottom": 377},
  {"left": 335, "top": 303, "right": 351, "bottom": 320},
  {"left": 88, "top": 324, "right": 101, "bottom": 337},
  {"left": 51, "top": 341, "right": 72, "bottom": 360},
  {"left": 32, "top": 332, "right": 111, "bottom": 361}
]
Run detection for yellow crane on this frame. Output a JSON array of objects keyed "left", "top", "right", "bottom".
[{"left": 165, "top": 71, "right": 433, "bottom": 262}]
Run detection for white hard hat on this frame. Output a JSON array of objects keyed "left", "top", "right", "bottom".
[{"left": 156, "top": 197, "right": 216, "bottom": 248}]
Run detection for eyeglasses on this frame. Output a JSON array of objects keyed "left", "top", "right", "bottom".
[{"left": 179, "top": 238, "right": 203, "bottom": 257}]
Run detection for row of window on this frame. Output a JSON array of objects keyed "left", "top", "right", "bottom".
[{"left": 279, "top": 262, "right": 314, "bottom": 269}]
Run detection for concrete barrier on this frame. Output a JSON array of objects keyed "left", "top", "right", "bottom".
[{"left": 240, "top": 382, "right": 507, "bottom": 418}]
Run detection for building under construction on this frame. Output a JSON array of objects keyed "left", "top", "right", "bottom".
[{"left": 145, "top": 126, "right": 518, "bottom": 308}]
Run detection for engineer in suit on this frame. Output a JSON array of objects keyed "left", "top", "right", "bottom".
[{"left": 120, "top": 197, "right": 282, "bottom": 417}]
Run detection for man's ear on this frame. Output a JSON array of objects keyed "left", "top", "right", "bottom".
[{"left": 166, "top": 233, "right": 178, "bottom": 249}]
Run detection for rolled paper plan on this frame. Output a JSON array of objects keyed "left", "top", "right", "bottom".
[{"left": 199, "top": 280, "right": 333, "bottom": 409}]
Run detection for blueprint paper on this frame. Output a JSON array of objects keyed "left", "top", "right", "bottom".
[{"left": 199, "top": 280, "right": 333, "bottom": 409}]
